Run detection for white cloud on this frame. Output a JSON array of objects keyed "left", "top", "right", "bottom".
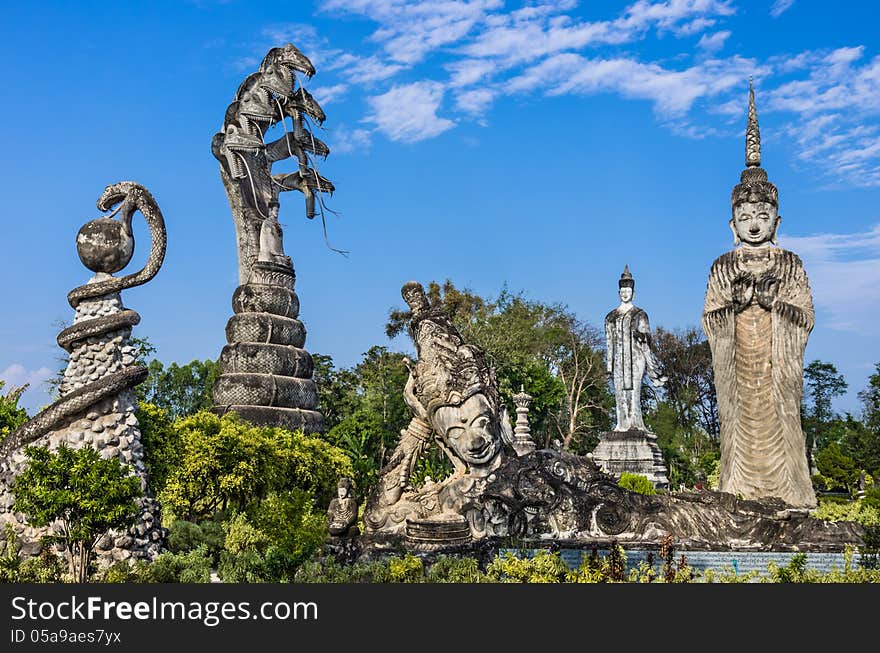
[
  {"left": 446, "top": 58, "right": 498, "bottom": 88},
  {"left": 780, "top": 224, "right": 880, "bottom": 333},
  {"left": 697, "top": 30, "right": 730, "bottom": 52},
  {"left": 0, "top": 364, "right": 53, "bottom": 414},
  {"left": 767, "top": 48, "right": 880, "bottom": 185},
  {"left": 770, "top": 0, "right": 795, "bottom": 18},
  {"left": 0, "top": 364, "right": 53, "bottom": 393},
  {"left": 322, "top": 0, "right": 503, "bottom": 64},
  {"left": 365, "top": 81, "right": 456, "bottom": 142},
  {"left": 312, "top": 83, "right": 349, "bottom": 105},
  {"left": 455, "top": 88, "right": 496, "bottom": 115},
  {"left": 676, "top": 17, "right": 717, "bottom": 36},
  {"left": 507, "top": 53, "right": 762, "bottom": 119},
  {"left": 321, "top": 53, "right": 406, "bottom": 83},
  {"left": 328, "top": 126, "right": 374, "bottom": 154}
]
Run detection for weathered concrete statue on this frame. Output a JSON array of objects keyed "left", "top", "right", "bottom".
[
  {"left": 604, "top": 265, "right": 666, "bottom": 431},
  {"left": 0, "top": 182, "right": 168, "bottom": 565},
  {"left": 327, "top": 478, "right": 359, "bottom": 537},
  {"left": 592, "top": 266, "right": 669, "bottom": 487},
  {"left": 211, "top": 43, "right": 334, "bottom": 433},
  {"left": 702, "top": 82, "right": 817, "bottom": 509},
  {"left": 356, "top": 282, "right": 859, "bottom": 553}
]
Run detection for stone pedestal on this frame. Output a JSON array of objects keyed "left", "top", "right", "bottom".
[
  {"left": 212, "top": 261, "right": 324, "bottom": 433},
  {"left": 591, "top": 429, "right": 669, "bottom": 489}
]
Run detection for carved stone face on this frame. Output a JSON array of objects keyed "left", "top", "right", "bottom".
[
  {"left": 618, "top": 286, "right": 634, "bottom": 303},
  {"left": 731, "top": 201, "right": 779, "bottom": 247},
  {"left": 432, "top": 393, "right": 502, "bottom": 472}
]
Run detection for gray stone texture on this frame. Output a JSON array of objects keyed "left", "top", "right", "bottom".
[
  {"left": 703, "top": 83, "right": 816, "bottom": 509},
  {"left": 211, "top": 44, "right": 333, "bottom": 433},
  {"left": 0, "top": 182, "right": 169, "bottom": 568}
]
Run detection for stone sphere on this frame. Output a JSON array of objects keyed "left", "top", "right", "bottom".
[{"left": 76, "top": 217, "right": 134, "bottom": 274}]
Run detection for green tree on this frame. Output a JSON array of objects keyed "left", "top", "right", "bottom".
[
  {"left": 139, "top": 358, "right": 219, "bottom": 419},
  {"left": 814, "top": 442, "right": 860, "bottom": 495},
  {"left": 12, "top": 445, "right": 142, "bottom": 582},
  {"left": 650, "top": 327, "right": 718, "bottom": 438},
  {"left": 159, "top": 411, "right": 352, "bottom": 521},
  {"left": 135, "top": 402, "right": 182, "bottom": 493},
  {"left": 803, "top": 360, "right": 848, "bottom": 469},
  {"left": 646, "top": 401, "right": 719, "bottom": 488},
  {"left": 858, "top": 362, "right": 880, "bottom": 432},
  {"left": 321, "top": 347, "right": 410, "bottom": 499},
  {"left": 312, "top": 353, "right": 360, "bottom": 431},
  {"left": 0, "top": 381, "right": 29, "bottom": 445}
]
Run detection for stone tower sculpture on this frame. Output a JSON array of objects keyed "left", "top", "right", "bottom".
[
  {"left": 0, "top": 182, "right": 168, "bottom": 563},
  {"left": 511, "top": 387, "right": 537, "bottom": 456},
  {"left": 592, "top": 266, "right": 669, "bottom": 488},
  {"left": 210, "top": 43, "right": 334, "bottom": 433},
  {"left": 702, "top": 81, "right": 817, "bottom": 508}
]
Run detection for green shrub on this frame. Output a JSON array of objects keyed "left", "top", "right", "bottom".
[
  {"left": 0, "top": 532, "right": 66, "bottom": 584},
  {"left": 215, "top": 492, "right": 329, "bottom": 583},
  {"left": 812, "top": 497, "right": 880, "bottom": 526},
  {"left": 701, "top": 565, "right": 759, "bottom": 583},
  {"left": 388, "top": 554, "right": 424, "bottom": 583},
  {"left": 569, "top": 543, "right": 628, "bottom": 583},
  {"left": 93, "top": 559, "right": 154, "bottom": 583},
  {"left": 150, "top": 546, "right": 212, "bottom": 583},
  {"left": 426, "top": 556, "right": 486, "bottom": 583},
  {"left": 863, "top": 485, "right": 880, "bottom": 511},
  {"left": 762, "top": 554, "right": 815, "bottom": 583},
  {"left": 293, "top": 557, "right": 393, "bottom": 583},
  {"left": 486, "top": 550, "right": 569, "bottom": 583},
  {"left": 618, "top": 473, "right": 657, "bottom": 495}
]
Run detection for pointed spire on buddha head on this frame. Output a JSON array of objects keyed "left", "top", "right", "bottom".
[
  {"left": 618, "top": 265, "right": 635, "bottom": 303},
  {"left": 730, "top": 80, "right": 781, "bottom": 247},
  {"left": 731, "top": 79, "right": 778, "bottom": 210}
]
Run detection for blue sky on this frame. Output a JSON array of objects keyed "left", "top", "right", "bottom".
[{"left": 1, "top": 0, "right": 879, "bottom": 417}]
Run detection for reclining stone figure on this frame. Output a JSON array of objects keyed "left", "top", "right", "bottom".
[{"left": 361, "top": 281, "right": 863, "bottom": 552}]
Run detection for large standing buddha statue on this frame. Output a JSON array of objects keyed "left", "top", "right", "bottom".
[{"left": 702, "top": 81, "right": 817, "bottom": 509}]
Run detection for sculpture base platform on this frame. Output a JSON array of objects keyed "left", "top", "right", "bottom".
[
  {"left": 591, "top": 429, "right": 669, "bottom": 489},
  {"left": 213, "top": 405, "right": 324, "bottom": 433}
]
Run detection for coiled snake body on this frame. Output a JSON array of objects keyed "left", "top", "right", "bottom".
[{"left": 0, "top": 182, "right": 166, "bottom": 459}]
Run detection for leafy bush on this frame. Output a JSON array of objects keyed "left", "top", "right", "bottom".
[
  {"left": 618, "top": 473, "right": 657, "bottom": 495},
  {"left": 388, "top": 554, "right": 424, "bottom": 583},
  {"left": 150, "top": 547, "right": 212, "bottom": 583},
  {"left": 293, "top": 556, "right": 394, "bottom": 583},
  {"left": 92, "top": 559, "right": 154, "bottom": 583},
  {"left": 425, "top": 556, "right": 486, "bottom": 583},
  {"left": 763, "top": 554, "right": 815, "bottom": 583},
  {"left": 486, "top": 550, "right": 570, "bottom": 583},
  {"left": 159, "top": 411, "right": 352, "bottom": 522},
  {"left": 12, "top": 444, "right": 142, "bottom": 583},
  {"left": 136, "top": 403, "right": 182, "bottom": 494},
  {"left": 216, "top": 491, "right": 329, "bottom": 583},
  {"left": 167, "top": 519, "right": 225, "bottom": 565},
  {"left": 701, "top": 565, "right": 760, "bottom": 583},
  {"left": 812, "top": 497, "right": 880, "bottom": 526},
  {"left": 863, "top": 484, "right": 880, "bottom": 511}
]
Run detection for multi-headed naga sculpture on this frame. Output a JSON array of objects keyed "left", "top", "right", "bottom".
[
  {"left": 211, "top": 44, "right": 333, "bottom": 433},
  {"left": 360, "top": 281, "right": 860, "bottom": 553},
  {"left": 0, "top": 182, "right": 168, "bottom": 563}
]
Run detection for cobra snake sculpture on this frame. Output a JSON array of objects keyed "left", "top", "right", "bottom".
[{"left": 0, "top": 182, "right": 166, "bottom": 459}]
